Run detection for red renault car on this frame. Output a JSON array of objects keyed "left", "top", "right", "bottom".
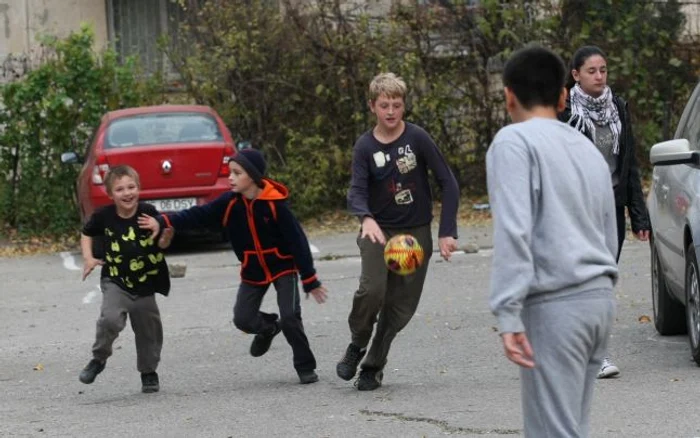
[{"left": 62, "top": 105, "right": 241, "bottom": 245}]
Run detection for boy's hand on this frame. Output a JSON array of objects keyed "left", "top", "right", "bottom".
[
  {"left": 438, "top": 236, "right": 458, "bottom": 261},
  {"left": 82, "top": 257, "right": 104, "bottom": 281},
  {"left": 158, "top": 227, "right": 174, "bottom": 249},
  {"left": 138, "top": 214, "right": 161, "bottom": 240},
  {"left": 361, "top": 217, "right": 386, "bottom": 245},
  {"left": 501, "top": 332, "right": 535, "bottom": 368},
  {"left": 306, "top": 286, "right": 328, "bottom": 304}
]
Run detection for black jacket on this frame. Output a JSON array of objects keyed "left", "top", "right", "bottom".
[
  {"left": 559, "top": 95, "right": 651, "bottom": 233},
  {"left": 158, "top": 179, "right": 321, "bottom": 292}
]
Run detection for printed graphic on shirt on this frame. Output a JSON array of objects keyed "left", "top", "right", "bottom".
[
  {"left": 395, "top": 189, "right": 414, "bottom": 205},
  {"left": 391, "top": 182, "right": 415, "bottom": 205},
  {"left": 104, "top": 225, "right": 165, "bottom": 290},
  {"left": 373, "top": 151, "right": 386, "bottom": 168},
  {"left": 396, "top": 145, "right": 417, "bottom": 174}
]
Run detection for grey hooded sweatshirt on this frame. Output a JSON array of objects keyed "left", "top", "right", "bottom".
[{"left": 486, "top": 117, "right": 619, "bottom": 334}]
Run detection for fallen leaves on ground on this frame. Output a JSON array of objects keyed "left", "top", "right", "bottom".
[
  {"left": 0, "top": 196, "right": 493, "bottom": 257},
  {"left": 638, "top": 315, "right": 652, "bottom": 323}
]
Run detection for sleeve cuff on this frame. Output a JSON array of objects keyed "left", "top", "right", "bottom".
[
  {"left": 496, "top": 312, "right": 525, "bottom": 334},
  {"left": 301, "top": 275, "right": 321, "bottom": 293}
]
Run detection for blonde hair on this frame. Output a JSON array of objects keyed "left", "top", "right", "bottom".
[
  {"left": 368, "top": 72, "right": 407, "bottom": 102},
  {"left": 104, "top": 165, "right": 140, "bottom": 195}
]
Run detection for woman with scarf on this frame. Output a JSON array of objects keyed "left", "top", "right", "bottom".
[{"left": 560, "top": 45, "right": 651, "bottom": 379}]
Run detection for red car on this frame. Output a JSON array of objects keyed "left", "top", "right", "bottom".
[{"left": 62, "top": 104, "right": 240, "bottom": 243}]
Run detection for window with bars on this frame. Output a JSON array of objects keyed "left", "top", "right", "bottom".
[{"left": 107, "top": 0, "right": 184, "bottom": 76}]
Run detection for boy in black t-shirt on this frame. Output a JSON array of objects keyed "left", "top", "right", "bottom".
[{"left": 78, "top": 165, "right": 173, "bottom": 393}]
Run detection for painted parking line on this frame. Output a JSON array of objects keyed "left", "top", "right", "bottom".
[
  {"left": 309, "top": 244, "right": 319, "bottom": 253},
  {"left": 83, "top": 285, "right": 101, "bottom": 304},
  {"left": 60, "top": 252, "right": 81, "bottom": 271}
]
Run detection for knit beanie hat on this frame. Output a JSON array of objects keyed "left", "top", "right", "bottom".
[{"left": 231, "top": 148, "right": 266, "bottom": 187}]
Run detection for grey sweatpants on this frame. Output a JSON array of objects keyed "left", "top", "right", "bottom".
[
  {"left": 348, "top": 224, "right": 433, "bottom": 371},
  {"left": 520, "top": 289, "right": 615, "bottom": 438},
  {"left": 91, "top": 278, "right": 163, "bottom": 374}
]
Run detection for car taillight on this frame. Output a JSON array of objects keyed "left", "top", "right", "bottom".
[
  {"left": 92, "top": 155, "right": 110, "bottom": 185},
  {"left": 219, "top": 145, "right": 234, "bottom": 177}
]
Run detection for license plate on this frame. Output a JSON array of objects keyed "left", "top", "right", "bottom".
[{"left": 147, "top": 198, "right": 196, "bottom": 212}]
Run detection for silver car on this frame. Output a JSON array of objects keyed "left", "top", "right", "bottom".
[{"left": 648, "top": 82, "right": 700, "bottom": 365}]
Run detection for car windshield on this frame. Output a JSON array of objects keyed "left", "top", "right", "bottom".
[{"left": 106, "top": 113, "right": 223, "bottom": 148}]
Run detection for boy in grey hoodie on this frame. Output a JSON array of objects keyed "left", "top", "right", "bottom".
[{"left": 486, "top": 46, "right": 618, "bottom": 437}]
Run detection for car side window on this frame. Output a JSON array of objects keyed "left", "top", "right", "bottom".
[{"left": 676, "top": 84, "right": 700, "bottom": 150}]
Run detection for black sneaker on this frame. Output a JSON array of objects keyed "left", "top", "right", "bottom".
[
  {"left": 355, "top": 369, "right": 383, "bottom": 391},
  {"left": 141, "top": 372, "right": 160, "bottom": 393},
  {"left": 336, "top": 343, "right": 366, "bottom": 381},
  {"left": 298, "top": 370, "right": 319, "bottom": 384},
  {"left": 79, "top": 359, "right": 105, "bottom": 384},
  {"left": 250, "top": 320, "right": 282, "bottom": 357}
]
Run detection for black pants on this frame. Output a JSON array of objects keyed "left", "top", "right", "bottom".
[
  {"left": 616, "top": 205, "right": 626, "bottom": 263},
  {"left": 233, "top": 273, "right": 316, "bottom": 372}
]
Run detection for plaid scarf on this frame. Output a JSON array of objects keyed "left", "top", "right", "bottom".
[{"left": 568, "top": 84, "right": 622, "bottom": 154}]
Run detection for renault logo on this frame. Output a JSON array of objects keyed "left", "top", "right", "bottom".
[{"left": 162, "top": 160, "right": 172, "bottom": 174}]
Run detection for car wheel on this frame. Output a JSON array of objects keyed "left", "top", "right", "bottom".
[
  {"left": 652, "top": 237, "right": 686, "bottom": 335},
  {"left": 685, "top": 244, "right": 700, "bottom": 365}
]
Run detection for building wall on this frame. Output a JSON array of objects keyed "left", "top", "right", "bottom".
[{"left": 0, "top": 0, "right": 108, "bottom": 59}]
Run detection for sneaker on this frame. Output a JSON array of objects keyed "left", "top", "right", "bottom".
[
  {"left": 250, "top": 320, "right": 282, "bottom": 357},
  {"left": 355, "top": 369, "right": 383, "bottom": 391},
  {"left": 597, "top": 357, "right": 620, "bottom": 379},
  {"left": 141, "top": 372, "right": 160, "bottom": 393},
  {"left": 79, "top": 359, "right": 105, "bottom": 384},
  {"left": 336, "top": 343, "right": 366, "bottom": 381},
  {"left": 298, "top": 370, "right": 319, "bottom": 384}
]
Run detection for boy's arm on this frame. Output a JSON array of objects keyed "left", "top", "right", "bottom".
[
  {"left": 276, "top": 203, "right": 322, "bottom": 293},
  {"left": 419, "top": 133, "right": 459, "bottom": 239},
  {"left": 156, "top": 192, "right": 233, "bottom": 232},
  {"left": 81, "top": 210, "right": 105, "bottom": 281},
  {"left": 486, "top": 139, "right": 535, "bottom": 334},
  {"left": 347, "top": 144, "right": 372, "bottom": 220}
]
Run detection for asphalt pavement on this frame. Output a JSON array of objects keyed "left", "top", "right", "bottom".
[{"left": 1, "top": 228, "right": 700, "bottom": 437}]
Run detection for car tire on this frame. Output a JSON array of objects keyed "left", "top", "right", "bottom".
[
  {"left": 651, "top": 237, "right": 686, "bottom": 335},
  {"left": 686, "top": 244, "right": 700, "bottom": 365}
]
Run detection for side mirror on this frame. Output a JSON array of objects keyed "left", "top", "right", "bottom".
[
  {"left": 61, "top": 151, "right": 82, "bottom": 164},
  {"left": 649, "top": 139, "right": 700, "bottom": 167},
  {"left": 236, "top": 140, "right": 252, "bottom": 150}
]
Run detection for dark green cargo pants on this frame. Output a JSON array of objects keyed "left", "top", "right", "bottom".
[{"left": 348, "top": 223, "right": 433, "bottom": 371}]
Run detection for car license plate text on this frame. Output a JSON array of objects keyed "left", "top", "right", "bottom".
[{"left": 147, "top": 198, "right": 196, "bottom": 212}]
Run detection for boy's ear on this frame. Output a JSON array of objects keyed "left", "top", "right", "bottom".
[
  {"left": 557, "top": 87, "right": 567, "bottom": 113},
  {"left": 368, "top": 99, "right": 376, "bottom": 114},
  {"left": 504, "top": 87, "right": 518, "bottom": 114}
]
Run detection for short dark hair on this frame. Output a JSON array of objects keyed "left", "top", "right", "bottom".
[{"left": 502, "top": 46, "right": 567, "bottom": 110}]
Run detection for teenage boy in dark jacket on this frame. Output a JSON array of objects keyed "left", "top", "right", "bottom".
[{"left": 139, "top": 148, "right": 327, "bottom": 384}]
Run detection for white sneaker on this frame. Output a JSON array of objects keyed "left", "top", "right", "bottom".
[{"left": 597, "top": 357, "right": 620, "bottom": 379}]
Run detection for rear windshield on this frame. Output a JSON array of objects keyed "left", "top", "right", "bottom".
[{"left": 106, "top": 113, "right": 223, "bottom": 148}]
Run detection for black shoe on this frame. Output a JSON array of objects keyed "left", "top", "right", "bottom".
[
  {"left": 355, "top": 369, "right": 383, "bottom": 391},
  {"left": 141, "top": 372, "right": 160, "bottom": 393},
  {"left": 298, "top": 370, "right": 319, "bottom": 384},
  {"left": 79, "top": 359, "right": 105, "bottom": 384},
  {"left": 250, "top": 320, "right": 282, "bottom": 357},
  {"left": 336, "top": 343, "right": 366, "bottom": 381}
]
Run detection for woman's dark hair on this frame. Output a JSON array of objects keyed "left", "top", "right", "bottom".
[{"left": 566, "top": 45, "right": 608, "bottom": 89}]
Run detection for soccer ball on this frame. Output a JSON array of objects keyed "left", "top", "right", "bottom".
[{"left": 383, "top": 234, "right": 424, "bottom": 276}]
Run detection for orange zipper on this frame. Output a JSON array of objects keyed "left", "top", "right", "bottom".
[{"left": 245, "top": 198, "right": 273, "bottom": 282}]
